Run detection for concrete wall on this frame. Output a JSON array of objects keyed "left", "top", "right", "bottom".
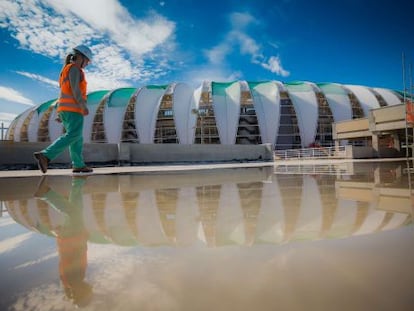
[
  {"left": 0, "top": 142, "right": 119, "bottom": 165},
  {"left": 370, "top": 104, "right": 406, "bottom": 132},
  {"left": 371, "top": 104, "right": 404, "bottom": 124},
  {"left": 122, "top": 144, "right": 273, "bottom": 163},
  {"left": 333, "top": 118, "right": 370, "bottom": 140},
  {"left": 349, "top": 146, "right": 375, "bottom": 158},
  {"left": 0, "top": 141, "right": 273, "bottom": 166},
  {"left": 344, "top": 145, "right": 403, "bottom": 159}
]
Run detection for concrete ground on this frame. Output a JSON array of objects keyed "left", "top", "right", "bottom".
[{"left": 0, "top": 157, "right": 410, "bottom": 179}]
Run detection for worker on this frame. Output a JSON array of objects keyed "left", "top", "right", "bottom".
[{"left": 34, "top": 44, "right": 93, "bottom": 174}]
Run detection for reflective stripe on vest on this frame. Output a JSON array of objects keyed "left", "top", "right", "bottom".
[{"left": 57, "top": 64, "right": 87, "bottom": 114}]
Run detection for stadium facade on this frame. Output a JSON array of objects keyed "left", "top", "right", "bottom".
[{"left": 5, "top": 80, "right": 403, "bottom": 150}]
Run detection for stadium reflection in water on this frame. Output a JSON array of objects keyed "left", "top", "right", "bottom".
[{"left": 0, "top": 161, "right": 413, "bottom": 310}]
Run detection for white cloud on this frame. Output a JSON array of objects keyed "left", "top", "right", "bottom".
[
  {"left": 231, "top": 31, "right": 260, "bottom": 56},
  {"left": 2, "top": 1, "right": 97, "bottom": 58},
  {"left": 230, "top": 12, "right": 256, "bottom": 30},
  {"left": 0, "top": 112, "right": 17, "bottom": 121},
  {"left": 0, "top": 1, "right": 19, "bottom": 27},
  {"left": 15, "top": 71, "right": 59, "bottom": 88},
  {"left": 204, "top": 11, "right": 290, "bottom": 78},
  {"left": 205, "top": 43, "right": 232, "bottom": 65},
  {"left": 261, "top": 56, "right": 290, "bottom": 77},
  {"left": 183, "top": 66, "right": 242, "bottom": 87},
  {"left": 0, "top": 0, "right": 176, "bottom": 91},
  {"left": 44, "top": 0, "right": 175, "bottom": 57},
  {"left": 0, "top": 86, "right": 34, "bottom": 106}
]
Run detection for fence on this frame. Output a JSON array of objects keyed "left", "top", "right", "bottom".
[
  {"left": 1, "top": 123, "right": 8, "bottom": 141},
  {"left": 274, "top": 145, "right": 346, "bottom": 160}
]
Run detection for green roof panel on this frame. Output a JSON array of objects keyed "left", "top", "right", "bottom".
[
  {"left": 212, "top": 81, "right": 237, "bottom": 96},
  {"left": 36, "top": 99, "right": 57, "bottom": 114},
  {"left": 107, "top": 88, "right": 137, "bottom": 107}
]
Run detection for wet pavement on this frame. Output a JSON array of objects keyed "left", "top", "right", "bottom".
[{"left": 0, "top": 161, "right": 413, "bottom": 310}]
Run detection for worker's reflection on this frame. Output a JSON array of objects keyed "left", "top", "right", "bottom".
[{"left": 34, "top": 176, "right": 92, "bottom": 307}]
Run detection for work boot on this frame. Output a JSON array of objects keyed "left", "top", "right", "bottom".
[
  {"left": 33, "top": 152, "right": 50, "bottom": 174},
  {"left": 72, "top": 166, "right": 93, "bottom": 174}
]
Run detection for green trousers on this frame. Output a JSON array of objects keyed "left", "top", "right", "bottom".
[{"left": 43, "top": 111, "right": 86, "bottom": 168}]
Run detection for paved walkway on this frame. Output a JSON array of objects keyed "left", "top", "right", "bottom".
[
  {"left": 0, "top": 157, "right": 411, "bottom": 178},
  {"left": 0, "top": 161, "right": 276, "bottom": 178}
]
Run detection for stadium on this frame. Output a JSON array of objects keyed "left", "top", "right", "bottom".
[{"left": 5, "top": 80, "right": 403, "bottom": 150}]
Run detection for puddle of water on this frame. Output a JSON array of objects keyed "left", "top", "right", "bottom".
[{"left": 0, "top": 162, "right": 413, "bottom": 310}]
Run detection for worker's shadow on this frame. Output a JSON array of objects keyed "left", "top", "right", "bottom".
[{"left": 34, "top": 175, "right": 92, "bottom": 308}]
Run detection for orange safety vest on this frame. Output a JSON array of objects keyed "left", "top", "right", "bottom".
[
  {"left": 57, "top": 64, "right": 87, "bottom": 114},
  {"left": 57, "top": 231, "right": 88, "bottom": 287}
]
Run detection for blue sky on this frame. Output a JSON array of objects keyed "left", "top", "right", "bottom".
[{"left": 0, "top": 0, "right": 413, "bottom": 126}]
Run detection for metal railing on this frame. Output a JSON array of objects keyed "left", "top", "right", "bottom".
[{"left": 274, "top": 145, "right": 346, "bottom": 160}]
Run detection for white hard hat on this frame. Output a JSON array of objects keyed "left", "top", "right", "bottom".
[{"left": 73, "top": 45, "right": 93, "bottom": 61}]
